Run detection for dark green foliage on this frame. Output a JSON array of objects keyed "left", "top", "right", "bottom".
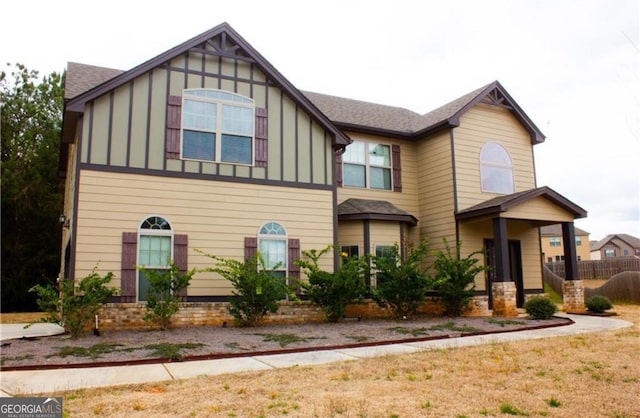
[
  {"left": 372, "top": 240, "right": 433, "bottom": 319},
  {"left": 523, "top": 295, "right": 558, "bottom": 319},
  {"left": 296, "top": 245, "right": 368, "bottom": 322},
  {"left": 585, "top": 295, "right": 613, "bottom": 313},
  {"left": 139, "top": 262, "right": 195, "bottom": 330},
  {"left": 1, "top": 63, "right": 65, "bottom": 311},
  {"left": 29, "top": 269, "right": 117, "bottom": 338},
  {"left": 432, "top": 240, "right": 487, "bottom": 316},
  {"left": 201, "top": 251, "right": 289, "bottom": 326}
]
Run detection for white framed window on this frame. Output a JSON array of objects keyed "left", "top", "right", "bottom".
[
  {"left": 575, "top": 237, "right": 582, "bottom": 246},
  {"left": 258, "top": 222, "right": 287, "bottom": 277},
  {"left": 181, "top": 89, "right": 254, "bottom": 165},
  {"left": 480, "top": 142, "right": 514, "bottom": 194},
  {"left": 343, "top": 141, "right": 392, "bottom": 190},
  {"left": 549, "top": 237, "right": 562, "bottom": 247},
  {"left": 604, "top": 248, "right": 616, "bottom": 257},
  {"left": 138, "top": 216, "right": 173, "bottom": 301}
]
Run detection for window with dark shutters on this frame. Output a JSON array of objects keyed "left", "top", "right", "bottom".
[{"left": 335, "top": 152, "right": 343, "bottom": 187}]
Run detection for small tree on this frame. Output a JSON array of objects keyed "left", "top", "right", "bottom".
[
  {"left": 432, "top": 240, "right": 486, "bottom": 316},
  {"left": 139, "top": 262, "right": 195, "bottom": 330},
  {"left": 29, "top": 268, "right": 117, "bottom": 338},
  {"left": 372, "top": 240, "right": 433, "bottom": 319},
  {"left": 296, "top": 246, "right": 368, "bottom": 322},
  {"left": 201, "top": 251, "right": 289, "bottom": 326}
]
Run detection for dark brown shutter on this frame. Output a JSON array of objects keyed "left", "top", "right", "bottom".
[
  {"left": 255, "top": 107, "right": 268, "bottom": 167},
  {"left": 336, "top": 151, "right": 343, "bottom": 187},
  {"left": 392, "top": 144, "right": 402, "bottom": 192},
  {"left": 244, "top": 237, "right": 258, "bottom": 260},
  {"left": 166, "top": 95, "right": 182, "bottom": 159},
  {"left": 121, "top": 232, "right": 137, "bottom": 302},
  {"left": 288, "top": 239, "right": 301, "bottom": 279},
  {"left": 173, "top": 234, "right": 189, "bottom": 299}
]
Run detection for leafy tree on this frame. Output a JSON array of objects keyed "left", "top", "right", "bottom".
[
  {"left": 372, "top": 240, "right": 433, "bottom": 319},
  {"left": 29, "top": 268, "right": 117, "bottom": 338},
  {"left": 296, "top": 246, "right": 368, "bottom": 322},
  {"left": 1, "top": 63, "right": 64, "bottom": 311},
  {"left": 200, "top": 251, "right": 289, "bottom": 327},
  {"left": 432, "top": 239, "right": 487, "bottom": 316},
  {"left": 139, "top": 262, "right": 195, "bottom": 330}
]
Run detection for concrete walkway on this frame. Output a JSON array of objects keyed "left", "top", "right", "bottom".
[{"left": 0, "top": 314, "right": 633, "bottom": 396}]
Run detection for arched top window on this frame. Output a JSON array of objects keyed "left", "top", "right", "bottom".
[
  {"left": 258, "top": 222, "right": 287, "bottom": 274},
  {"left": 181, "top": 89, "right": 254, "bottom": 165},
  {"left": 140, "top": 216, "right": 172, "bottom": 231},
  {"left": 480, "top": 142, "right": 514, "bottom": 194}
]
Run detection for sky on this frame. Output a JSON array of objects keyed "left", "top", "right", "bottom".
[{"left": 2, "top": 0, "right": 638, "bottom": 242}]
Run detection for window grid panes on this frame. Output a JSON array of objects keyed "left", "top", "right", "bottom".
[
  {"left": 259, "top": 222, "right": 287, "bottom": 271},
  {"left": 549, "top": 237, "right": 561, "bottom": 247},
  {"left": 181, "top": 89, "right": 254, "bottom": 165},
  {"left": 138, "top": 216, "right": 173, "bottom": 302},
  {"left": 480, "top": 142, "right": 514, "bottom": 194},
  {"left": 343, "top": 141, "right": 392, "bottom": 190}
]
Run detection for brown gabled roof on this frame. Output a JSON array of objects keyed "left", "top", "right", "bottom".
[
  {"left": 338, "top": 198, "right": 418, "bottom": 226},
  {"left": 62, "top": 22, "right": 350, "bottom": 147},
  {"left": 540, "top": 224, "right": 590, "bottom": 237},
  {"left": 455, "top": 186, "right": 587, "bottom": 221},
  {"left": 303, "top": 81, "right": 545, "bottom": 144},
  {"left": 65, "top": 62, "right": 124, "bottom": 100},
  {"left": 591, "top": 234, "right": 640, "bottom": 251}
]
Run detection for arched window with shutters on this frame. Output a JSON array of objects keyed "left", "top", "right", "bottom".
[
  {"left": 480, "top": 142, "right": 514, "bottom": 194},
  {"left": 137, "top": 216, "right": 174, "bottom": 301},
  {"left": 258, "top": 222, "right": 288, "bottom": 277}
]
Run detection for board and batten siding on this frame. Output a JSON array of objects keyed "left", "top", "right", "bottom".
[
  {"left": 74, "top": 170, "right": 334, "bottom": 296},
  {"left": 415, "top": 131, "right": 457, "bottom": 262},
  {"left": 78, "top": 52, "right": 334, "bottom": 187},
  {"left": 458, "top": 220, "right": 543, "bottom": 291},
  {"left": 454, "top": 103, "right": 536, "bottom": 211}
]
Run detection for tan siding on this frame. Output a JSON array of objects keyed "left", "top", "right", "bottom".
[
  {"left": 311, "top": 124, "right": 325, "bottom": 184},
  {"left": 370, "top": 221, "right": 401, "bottom": 253},
  {"left": 282, "top": 96, "right": 296, "bottom": 181},
  {"left": 338, "top": 221, "right": 364, "bottom": 251},
  {"left": 297, "top": 113, "right": 311, "bottom": 183},
  {"left": 455, "top": 103, "right": 537, "bottom": 211},
  {"left": 74, "top": 170, "right": 334, "bottom": 296},
  {"left": 415, "top": 131, "right": 456, "bottom": 262},
  {"left": 128, "top": 74, "right": 149, "bottom": 168},
  {"left": 267, "top": 87, "right": 282, "bottom": 180},
  {"left": 109, "top": 86, "right": 130, "bottom": 166},
  {"left": 148, "top": 69, "right": 168, "bottom": 170},
  {"left": 502, "top": 197, "right": 575, "bottom": 222},
  {"left": 89, "top": 95, "right": 110, "bottom": 164},
  {"left": 541, "top": 232, "right": 591, "bottom": 262}
]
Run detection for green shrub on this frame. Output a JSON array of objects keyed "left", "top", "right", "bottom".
[
  {"left": 372, "top": 240, "right": 433, "bottom": 319},
  {"left": 432, "top": 240, "right": 487, "bottom": 316},
  {"left": 29, "top": 268, "right": 117, "bottom": 338},
  {"left": 524, "top": 295, "right": 557, "bottom": 319},
  {"left": 201, "top": 251, "right": 289, "bottom": 326},
  {"left": 296, "top": 246, "right": 368, "bottom": 322},
  {"left": 139, "top": 262, "right": 195, "bottom": 330},
  {"left": 585, "top": 295, "right": 613, "bottom": 313}
]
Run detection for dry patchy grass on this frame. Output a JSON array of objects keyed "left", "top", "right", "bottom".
[{"left": 25, "top": 305, "right": 640, "bottom": 417}]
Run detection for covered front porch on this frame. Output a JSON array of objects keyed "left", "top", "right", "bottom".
[{"left": 456, "top": 187, "right": 588, "bottom": 317}]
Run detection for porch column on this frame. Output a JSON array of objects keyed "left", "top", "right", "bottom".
[
  {"left": 561, "top": 222, "right": 585, "bottom": 312},
  {"left": 491, "top": 218, "right": 518, "bottom": 317}
]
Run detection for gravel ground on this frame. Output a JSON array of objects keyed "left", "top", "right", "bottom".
[{"left": 0, "top": 315, "right": 570, "bottom": 369}]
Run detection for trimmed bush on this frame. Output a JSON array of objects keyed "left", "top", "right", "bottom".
[
  {"left": 524, "top": 296, "right": 557, "bottom": 320},
  {"left": 585, "top": 295, "right": 613, "bottom": 313}
]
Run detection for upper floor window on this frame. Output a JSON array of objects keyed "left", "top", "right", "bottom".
[
  {"left": 343, "top": 142, "right": 392, "bottom": 190},
  {"left": 549, "top": 237, "right": 561, "bottom": 247},
  {"left": 480, "top": 142, "right": 514, "bottom": 194},
  {"left": 181, "top": 89, "right": 254, "bottom": 165},
  {"left": 259, "top": 222, "right": 287, "bottom": 277},
  {"left": 575, "top": 237, "right": 582, "bottom": 246}
]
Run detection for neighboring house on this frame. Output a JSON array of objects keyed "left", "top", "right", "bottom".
[
  {"left": 540, "top": 224, "right": 590, "bottom": 262},
  {"left": 590, "top": 234, "right": 640, "bottom": 260},
  {"left": 59, "top": 22, "right": 587, "bottom": 317}
]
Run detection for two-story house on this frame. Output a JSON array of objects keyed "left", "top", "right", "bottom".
[
  {"left": 59, "top": 23, "right": 587, "bottom": 319},
  {"left": 540, "top": 224, "right": 591, "bottom": 262},
  {"left": 590, "top": 234, "right": 640, "bottom": 260}
]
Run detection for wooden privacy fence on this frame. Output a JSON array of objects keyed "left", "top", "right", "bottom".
[
  {"left": 545, "top": 258, "right": 640, "bottom": 280},
  {"left": 542, "top": 266, "right": 640, "bottom": 303}
]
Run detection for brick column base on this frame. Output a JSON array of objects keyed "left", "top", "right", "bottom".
[
  {"left": 492, "top": 282, "right": 519, "bottom": 318},
  {"left": 563, "top": 279, "right": 585, "bottom": 312}
]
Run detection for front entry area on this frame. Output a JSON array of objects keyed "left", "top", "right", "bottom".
[{"left": 484, "top": 239, "right": 525, "bottom": 308}]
